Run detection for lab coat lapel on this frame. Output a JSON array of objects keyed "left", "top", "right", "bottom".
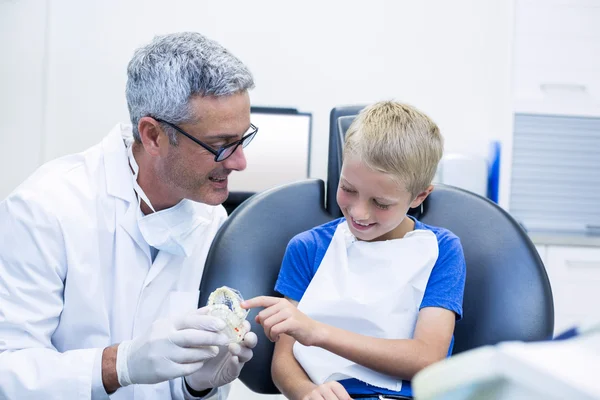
[
  {"left": 142, "top": 250, "right": 176, "bottom": 289},
  {"left": 121, "top": 202, "right": 152, "bottom": 261},
  {"left": 141, "top": 220, "right": 207, "bottom": 289}
]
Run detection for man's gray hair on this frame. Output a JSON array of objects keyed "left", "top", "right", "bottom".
[{"left": 126, "top": 32, "right": 254, "bottom": 143}]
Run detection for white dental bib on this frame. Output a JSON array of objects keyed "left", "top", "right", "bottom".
[{"left": 293, "top": 220, "right": 439, "bottom": 391}]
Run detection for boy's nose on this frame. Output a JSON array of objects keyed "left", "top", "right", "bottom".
[{"left": 350, "top": 203, "right": 370, "bottom": 221}]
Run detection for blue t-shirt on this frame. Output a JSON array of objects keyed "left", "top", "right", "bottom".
[{"left": 274, "top": 217, "right": 466, "bottom": 398}]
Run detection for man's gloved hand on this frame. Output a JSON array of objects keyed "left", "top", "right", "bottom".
[
  {"left": 117, "top": 307, "right": 230, "bottom": 386},
  {"left": 184, "top": 321, "right": 258, "bottom": 392}
]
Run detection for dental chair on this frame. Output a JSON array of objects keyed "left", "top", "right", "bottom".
[{"left": 198, "top": 106, "right": 554, "bottom": 395}]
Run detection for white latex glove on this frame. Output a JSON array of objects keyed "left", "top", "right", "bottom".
[
  {"left": 185, "top": 320, "right": 258, "bottom": 392},
  {"left": 117, "top": 307, "right": 230, "bottom": 386}
]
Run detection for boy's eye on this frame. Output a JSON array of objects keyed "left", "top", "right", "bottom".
[
  {"left": 373, "top": 200, "right": 390, "bottom": 210},
  {"left": 341, "top": 186, "right": 356, "bottom": 194}
]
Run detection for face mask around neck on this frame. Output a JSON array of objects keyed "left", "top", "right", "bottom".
[{"left": 127, "top": 144, "right": 207, "bottom": 257}]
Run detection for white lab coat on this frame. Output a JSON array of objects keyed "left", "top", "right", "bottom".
[{"left": 0, "top": 124, "right": 228, "bottom": 399}]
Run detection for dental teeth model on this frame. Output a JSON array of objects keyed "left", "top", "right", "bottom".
[{"left": 206, "top": 286, "right": 249, "bottom": 343}]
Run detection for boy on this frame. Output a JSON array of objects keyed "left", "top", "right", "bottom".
[{"left": 243, "top": 101, "right": 466, "bottom": 400}]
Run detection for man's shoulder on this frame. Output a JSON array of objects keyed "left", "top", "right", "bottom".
[{"left": 7, "top": 134, "right": 119, "bottom": 219}]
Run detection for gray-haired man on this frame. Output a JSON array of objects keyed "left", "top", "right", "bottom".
[{"left": 0, "top": 32, "right": 258, "bottom": 399}]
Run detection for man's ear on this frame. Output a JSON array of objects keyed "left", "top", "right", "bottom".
[
  {"left": 137, "top": 117, "right": 167, "bottom": 156},
  {"left": 410, "top": 185, "right": 434, "bottom": 209}
]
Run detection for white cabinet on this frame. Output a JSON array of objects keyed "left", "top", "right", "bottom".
[
  {"left": 513, "top": 0, "right": 600, "bottom": 117},
  {"left": 544, "top": 245, "right": 600, "bottom": 335}
]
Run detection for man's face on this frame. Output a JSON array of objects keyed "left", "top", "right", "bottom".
[
  {"left": 336, "top": 155, "right": 415, "bottom": 242},
  {"left": 158, "top": 91, "right": 251, "bottom": 206}
]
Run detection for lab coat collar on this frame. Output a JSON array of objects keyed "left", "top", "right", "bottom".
[{"left": 102, "top": 123, "right": 137, "bottom": 204}]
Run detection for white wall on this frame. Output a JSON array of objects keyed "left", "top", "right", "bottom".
[
  {"left": 1, "top": 0, "right": 517, "bottom": 207},
  {"left": 0, "top": 0, "right": 48, "bottom": 200}
]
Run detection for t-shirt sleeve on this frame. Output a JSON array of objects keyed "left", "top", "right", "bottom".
[
  {"left": 420, "top": 232, "right": 466, "bottom": 320},
  {"left": 274, "top": 233, "right": 316, "bottom": 302}
]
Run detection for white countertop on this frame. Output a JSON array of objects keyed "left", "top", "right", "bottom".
[{"left": 528, "top": 232, "right": 600, "bottom": 247}]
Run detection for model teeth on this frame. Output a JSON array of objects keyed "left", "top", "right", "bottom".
[{"left": 353, "top": 218, "right": 369, "bottom": 226}]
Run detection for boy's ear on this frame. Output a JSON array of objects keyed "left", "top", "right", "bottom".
[{"left": 410, "top": 185, "right": 434, "bottom": 208}]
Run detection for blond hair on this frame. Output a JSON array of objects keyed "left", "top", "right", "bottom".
[{"left": 343, "top": 101, "right": 443, "bottom": 197}]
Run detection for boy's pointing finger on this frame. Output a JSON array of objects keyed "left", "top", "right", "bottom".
[{"left": 241, "top": 296, "right": 281, "bottom": 309}]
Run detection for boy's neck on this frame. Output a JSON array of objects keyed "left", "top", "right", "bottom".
[{"left": 373, "top": 216, "right": 415, "bottom": 242}]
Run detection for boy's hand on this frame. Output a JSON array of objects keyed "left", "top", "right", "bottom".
[
  {"left": 241, "top": 296, "right": 327, "bottom": 346},
  {"left": 301, "top": 381, "right": 352, "bottom": 400}
]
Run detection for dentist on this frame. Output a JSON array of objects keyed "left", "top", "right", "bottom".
[{"left": 0, "top": 32, "right": 258, "bottom": 399}]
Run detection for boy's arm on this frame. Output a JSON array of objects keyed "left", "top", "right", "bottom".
[
  {"left": 244, "top": 297, "right": 455, "bottom": 381},
  {"left": 271, "top": 300, "right": 317, "bottom": 400},
  {"left": 316, "top": 306, "right": 455, "bottom": 380},
  {"left": 270, "top": 299, "right": 352, "bottom": 400}
]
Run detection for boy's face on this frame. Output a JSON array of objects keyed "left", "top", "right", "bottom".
[{"left": 336, "top": 155, "right": 432, "bottom": 242}]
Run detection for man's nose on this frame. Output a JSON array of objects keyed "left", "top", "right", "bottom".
[{"left": 222, "top": 145, "right": 247, "bottom": 172}]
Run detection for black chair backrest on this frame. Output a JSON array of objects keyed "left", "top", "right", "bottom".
[
  {"left": 418, "top": 184, "right": 554, "bottom": 353},
  {"left": 199, "top": 179, "right": 333, "bottom": 394},
  {"left": 327, "top": 105, "right": 366, "bottom": 217},
  {"left": 222, "top": 191, "right": 256, "bottom": 215}
]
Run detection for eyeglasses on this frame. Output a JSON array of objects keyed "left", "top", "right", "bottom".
[{"left": 154, "top": 118, "right": 258, "bottom": 162}]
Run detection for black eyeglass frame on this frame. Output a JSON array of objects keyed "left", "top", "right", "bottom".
[{"left": 154, "top": 118, "right": 258, "bottom": 162}]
